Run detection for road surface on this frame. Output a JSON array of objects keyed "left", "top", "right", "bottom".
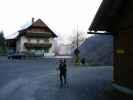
[{"left": 0, "top": 58, "right": 113, "bottom": 100}]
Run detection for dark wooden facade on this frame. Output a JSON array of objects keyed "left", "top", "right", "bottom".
[
  {"left": 18, "top": 19, "right": 57, "bottom": 38},
  {"left": 89, "top": 0, "right": 133, "bottom": 91},
  {"left": 113, "top": 31, "right": 133, "bottom": 89}
]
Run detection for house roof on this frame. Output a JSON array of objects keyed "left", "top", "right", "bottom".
[
  {"left": 32, "top": 19, "right": 48, "bottom": 28},
  {"left": 18, "top": 19, "right": 57, "bottom": 38},
  {"left": 89, "top": 0, "right": 133, "bottom": 33}
]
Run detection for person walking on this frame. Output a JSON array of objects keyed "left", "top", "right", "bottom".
[
  {"left": 57, "top": 59, "right": 67, "bottom": 87},
  {"left": 81, "top": 58, "right": 86, "bottom": 65}
]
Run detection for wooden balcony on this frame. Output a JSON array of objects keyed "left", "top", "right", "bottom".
[
  {"left": 25, "top": 32, "right": 54, "bottom": 38},
  {"left": 24, "top": 43, "right": 52, "bottom": 49}
]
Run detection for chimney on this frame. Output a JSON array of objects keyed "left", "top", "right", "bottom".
[{"left": 32, "top": 17, "right": 35, "bottom": 23}]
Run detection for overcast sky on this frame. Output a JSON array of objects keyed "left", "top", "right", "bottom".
[{"left": 0, "top": 0, "right": 102, "bottom": 41}]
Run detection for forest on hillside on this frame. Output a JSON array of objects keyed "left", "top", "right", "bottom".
[{"left": 78, "top": 35, "right": 113, "bottom": 66}]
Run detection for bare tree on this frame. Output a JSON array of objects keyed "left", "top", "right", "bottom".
[{"left": 69, "top": 31, "right": 87, "bottom": 50}]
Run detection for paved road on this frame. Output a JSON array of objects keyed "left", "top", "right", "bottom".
[{"left": 0, "top": 58, "right": 113, "bottom": 100}]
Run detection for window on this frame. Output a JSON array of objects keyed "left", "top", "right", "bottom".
[
  {"left": 44, "top": 39, "right": 49, "bottom": 43},
  {"left": 28, "top": 38, "right": 31, "bottom": 42},
  {"left": 36, "top": 39, "right": 40, "bottom": 43},
  {"left": 44, "top": 49, "right": 49, "bottom": 53}
]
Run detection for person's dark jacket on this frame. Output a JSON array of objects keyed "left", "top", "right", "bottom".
[{"left": 59, "top": 63, "right": 67, "bottom": 74}]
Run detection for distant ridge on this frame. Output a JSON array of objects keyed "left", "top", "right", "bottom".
[{"left": 79, "top": 35, "right": 113, "bottom": 66}]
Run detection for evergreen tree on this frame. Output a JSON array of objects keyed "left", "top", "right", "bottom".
[{"left": 0, "top": 31, "right": 7, "bottom": 55}]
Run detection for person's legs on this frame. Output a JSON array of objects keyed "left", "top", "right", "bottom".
[
  {"left": 60, "top": 73, "right": 63, "bottom": 87},
  {"left": 63, "top": 72, "right": 67, "bottom": 85}
]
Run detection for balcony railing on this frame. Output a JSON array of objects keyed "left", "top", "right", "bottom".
[
  {"left": 24, "top": 43, "right": 52, "bottom": 49},
  {"left": 25, "top": 32, "right": 53, "bottom": 38}
]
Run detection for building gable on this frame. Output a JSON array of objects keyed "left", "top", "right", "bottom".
[
  {"left": 18, "top": 19, "right": 57, "bottom": 38},
  {"left": 32, "top": 19, "right": 47, "bottom": 27}
]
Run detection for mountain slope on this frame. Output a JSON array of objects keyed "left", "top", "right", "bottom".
[{"left": 79, "top": 35, "right": 113, "bottom": 66}]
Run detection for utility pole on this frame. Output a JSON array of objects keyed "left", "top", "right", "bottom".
[
  {"left": 74, "top": 25, "right": 80, "bottom": 64},
  {"left": 77, "top": 29, "right": 79, "bottom": 49}
]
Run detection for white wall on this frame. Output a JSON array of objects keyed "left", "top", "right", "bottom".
[
  {"left": 16, "top": 38, "right": 21, "bottom": 52},
  {"left": 29, "top": 38, "right": 37, "bottom": 43},
  {"left": 19, "top": 36, "right": 28, "bottom": 52},
  {"left": 48, "top": 38, "right": 55, "bottom": 56}
]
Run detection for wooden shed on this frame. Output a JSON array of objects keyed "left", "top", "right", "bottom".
[{"left": 88, "top": 0, "right": 133, "bottom": 94}]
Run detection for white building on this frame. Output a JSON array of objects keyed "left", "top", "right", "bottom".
[{"left": 7, "top": 18, "right": 57, "bottom": 57}]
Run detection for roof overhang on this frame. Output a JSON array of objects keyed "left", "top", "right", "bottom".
[
  {"left": 88, "top": 31, "right": 113, "bottom": 35},
  {"left": 88, "top": 0, "right": 131, "bottom": 33}
]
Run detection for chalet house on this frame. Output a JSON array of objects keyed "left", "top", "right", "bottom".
[
  {"left": 88, "top": 0, "right": 133, "bottom": 95},
  {"left": 7, "top": 18, "right": 57, "bottom": 56}
]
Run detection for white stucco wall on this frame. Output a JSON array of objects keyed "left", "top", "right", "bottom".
[
  {"left": 19, "top": 36, "right": 28, "bottom": 52},
  {"left": 48, "top": 38, "right": 55, "bottom": 56},
  {"left": 16, "top": 38, "right": 21, "bottom": 52},
  {"left": 30, "top": 39, "right": 37, "bottom": 43},
  {"left": 39, "top": 39, "right": 44, "bottom": 43}
]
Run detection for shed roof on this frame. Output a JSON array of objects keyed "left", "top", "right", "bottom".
[{"left": 89, "top": 0, "right": 133, "bottom": 33}]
